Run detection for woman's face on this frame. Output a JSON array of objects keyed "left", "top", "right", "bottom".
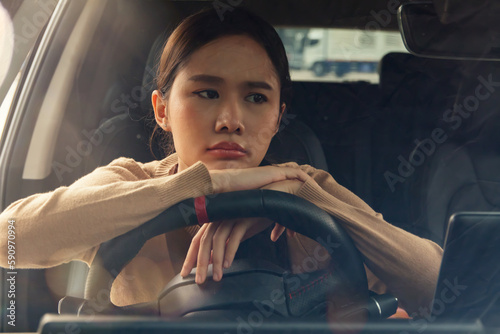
[{"left": 153, "top": 35, "right": 284, "bottom": 171}]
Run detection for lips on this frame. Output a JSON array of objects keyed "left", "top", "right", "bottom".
[
  {"left": 207, "top": 141, "right": 247, "bottom": 158},
  {"left": 208, "top": 142, "right": 246, "bottom": 152}
]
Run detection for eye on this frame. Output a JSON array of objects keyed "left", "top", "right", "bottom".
[
  {"left": 194, "top": 90, "right": 219, "bottom": 99},
  {"left": 245, "top": 93, "right": 268, "bottom": 104}
]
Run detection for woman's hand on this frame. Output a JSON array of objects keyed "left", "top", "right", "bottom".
[
  {"left": 209, "top": 166, "right": 309, "bottom": 193},
  {"left": 180, "top": 217, "right": 275, "bottom": 284},
  {"left": 180, "top": 179, "right": 303, "bottom": 284}
]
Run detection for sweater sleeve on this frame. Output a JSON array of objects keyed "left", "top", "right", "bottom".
[
  {"left": 0, "top": 158, "right": 213, "bottom": 269},
  {"left": 288, "top": 163, "right": 443, "bottom": 315}
]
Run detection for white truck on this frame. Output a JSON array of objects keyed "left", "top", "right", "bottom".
[{"left": 303, "top": 28, "right": 408, "bottom": 77}]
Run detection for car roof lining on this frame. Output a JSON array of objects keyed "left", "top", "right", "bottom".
[{"left": 165, "top": 0, "right": 403, "bottom": 30}]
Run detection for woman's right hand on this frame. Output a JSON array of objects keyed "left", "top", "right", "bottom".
[{"left": 209, "top": 165, "right": 310, "bottom": 194}]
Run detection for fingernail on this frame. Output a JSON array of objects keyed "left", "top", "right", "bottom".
[
  {"left": 213, "top": 272, "right": 219, "bottom": 281},
  {"left": 224, "top": 260, "right": 229, "bottom": 268}
]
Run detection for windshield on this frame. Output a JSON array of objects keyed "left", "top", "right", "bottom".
[{"left": 0, "top": 0, "right": 499, "bottom": 333}]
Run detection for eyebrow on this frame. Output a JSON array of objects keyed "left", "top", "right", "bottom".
[
  {"left": 188, "top": 74, "right": 224, "bottom": 84},
  {"left": 246, "top": 81, "right": 273, "bottom": 90},
  {"left": 188, "top": 74, "right": 274, "bottom": 90}
]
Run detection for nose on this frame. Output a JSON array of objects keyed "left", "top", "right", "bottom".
[{"left": 215, "top": 96, "right": 245, "bottom": 134}]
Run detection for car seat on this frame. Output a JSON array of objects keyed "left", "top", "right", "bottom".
[
  {"left": 69, "top": 31, "right": 330, "bottom": 300},
  {"left": 413, "top": 62, "right": 500, "bottom": 245},
  {"left": 377, "top": 53, "right": 500, "bottom": 246},
  {"left": 374, "top": 53, "right": 464, "bottom": 242}
]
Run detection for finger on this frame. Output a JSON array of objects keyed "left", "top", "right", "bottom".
[
  {"left": 287, "top": 229, "right": 296, "bottom": 238},
  {"left": 261, "top": 166, "right": 310, "bottom": 185},
  {"left": 270, "top": 223, "right": 285, "bottom": 242},
  {"left": 285, "top": 168, "right": 310, "bottom": 183},
  {"left": 180, "top": 224, "right": 209, "bottom": 277},
  {"left": 211, "top": 220, "right": 236, "bottom": 281},
  {"left": 224, "top": 222, "right": 250, "bottom": 268},
  {"left": 196, "top": 222, "right": 220, "bottom": 284}
]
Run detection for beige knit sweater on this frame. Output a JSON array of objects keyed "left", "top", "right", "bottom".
[{"left": 0, "top": 153, "right": 442, "bottom": 314}]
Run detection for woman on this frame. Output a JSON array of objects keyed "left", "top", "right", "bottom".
[{"left": 0, "top": 7, "right": 442, "bottom": 316}]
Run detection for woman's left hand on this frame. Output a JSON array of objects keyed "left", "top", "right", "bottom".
[{"left": 180, "top": 179, "right": 303, "bottom": 284}]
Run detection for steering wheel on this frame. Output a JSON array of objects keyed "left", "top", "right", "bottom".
[{"left": 59, "top": 190, "right": 396, "bottom": 320}]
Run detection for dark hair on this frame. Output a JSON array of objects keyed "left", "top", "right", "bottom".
[{"left": 150, "top": 7, "right": 292, "bottom": 159}]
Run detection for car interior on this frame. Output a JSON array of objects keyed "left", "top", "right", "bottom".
[{"left": 1, "top": 0, "right": 500, "bottom": 332}]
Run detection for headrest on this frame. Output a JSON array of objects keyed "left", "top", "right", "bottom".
[
  {"left": 141, "top": 32, "right": 168, "bottom": 117},
  {"left": 379, "top": 52, "right": 463, "bottom": 106},
  {"left": 452, "top": 61, "right": 500, "bottom": 140}
]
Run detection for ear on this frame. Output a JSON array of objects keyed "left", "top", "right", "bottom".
[
  {"left": 274, "top": 103, "right": 286, "bottom": 135},
  {"left": 152, "top": 90, "right": 171, "bottom": 131}
]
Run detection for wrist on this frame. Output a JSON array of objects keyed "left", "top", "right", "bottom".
[{"left": 209, "top": 170, "right": 228, "bottom": 193}]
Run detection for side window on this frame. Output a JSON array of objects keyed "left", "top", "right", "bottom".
[{"left": 0, "top": 0, "right": 58, "bottom": 142}]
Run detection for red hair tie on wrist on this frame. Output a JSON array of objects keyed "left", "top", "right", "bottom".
[{"left": 194, "top": 196, "right": 209, "bottom": 226}]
